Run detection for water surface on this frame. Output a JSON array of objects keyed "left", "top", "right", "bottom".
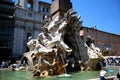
[{"left": 0, "top": 67, "right": 118, "bottom": 80}]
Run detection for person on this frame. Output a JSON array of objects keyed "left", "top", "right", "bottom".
[
  {"left": 100, "top": 67, "right": 107, "bottom": 80},
  {"left": 0, "top": 61, "right": 6, "bottom": 68}
]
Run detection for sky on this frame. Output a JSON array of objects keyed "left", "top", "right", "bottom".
[{"left": 14, "top": 0, "right": 120, "bottom": 35}]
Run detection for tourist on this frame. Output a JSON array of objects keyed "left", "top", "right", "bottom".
[
  {"left": 100, "top": 67, "right": 107, "bottom": 80},
  {"left": 0, "top": 61, "right": 6, "bottom": 68}
]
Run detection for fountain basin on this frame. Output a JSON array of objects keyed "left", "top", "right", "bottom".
[{"left": 0, "top": 66, "right": 118, "bottom": 80}]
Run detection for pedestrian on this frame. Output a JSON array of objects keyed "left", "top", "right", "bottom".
[
  {"left": 100, "top": 67, "right": 107, "bottom": 80},
  {"left": 1, "top": 61, "right": 7, "bottom": 68}
]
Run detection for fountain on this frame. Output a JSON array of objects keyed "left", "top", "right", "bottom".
[
  {"left": 0, "top": 0, "right": 117, "bottom": 80},
  {"left": 22, "top": 9, "right": 104, "bottom": 77}
]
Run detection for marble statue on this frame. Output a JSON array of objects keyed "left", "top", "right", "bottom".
[
  {"left": 23, "top": 9, "right": 103, "bottom": 77},
  {"left": 86, "top": 36, "right": 104, "bottom": 59}
]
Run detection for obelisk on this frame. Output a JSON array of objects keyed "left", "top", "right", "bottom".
[{"left": 51, "top": 0, "right": 72, "bottom": 20}]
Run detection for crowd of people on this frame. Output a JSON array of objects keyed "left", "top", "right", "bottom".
[
  {"left": 1, "top": 59, "right": 120, "bottom": 80},
  {"left": 0, "top": 60, "right": 11, "bottom": 68},
  {"left": 104, "top": 56, "right": 120, "bottom": 66},
  {"left": 0, "top": 59, "right": 27, "bottom": 71}
]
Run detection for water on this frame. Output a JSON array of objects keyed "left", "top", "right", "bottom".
[
  {"left": 105, "top": 66, "right": 119, "bottom": 76},
  {"left": 0, "top": 67, "right": 118, "bottom": 80}
]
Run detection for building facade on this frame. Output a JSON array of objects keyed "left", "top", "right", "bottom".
[
  {"left": 13, "top": 0, "right": 51, "bottom": 59},
  {"left": 0, "top": 0, "right": 15, "bottom": 62},
  {"left": 80, "top": 26, "right": 120, "bottom": 56}
]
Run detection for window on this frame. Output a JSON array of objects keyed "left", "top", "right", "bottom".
[
  {"left": 46, "top": 8, "right": 49, "bottom": 13},
  {"left": 43, "top": 8, "right": 45, "bottom": 12},
  {"left": 86, "top": 28, "right": 89, "bottom": 32},
  {"left": 105, "top": 44, "right": 109, "bottom": 49},
  {"left": 102, "top": 44, "right": 105, "bottom": 49},
  {"left": 92, "top": 29, "right": 94, "bottom": 33},
  {"left": 28, "top": 12, "right": 33, "bottom": 17},
  {"left": 98, "top": 44, "right": 100, "bottom": 48},
  {"left": 43, "top": 15, "right": 45, "bottom": 21}
]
